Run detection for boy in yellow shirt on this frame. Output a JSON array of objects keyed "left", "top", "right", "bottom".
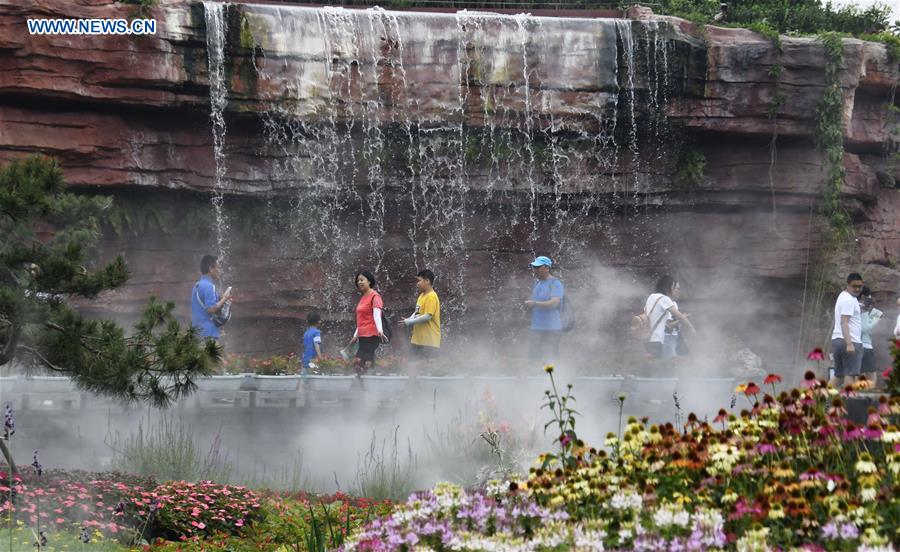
[{"left": 400, "top": 269, "right": 441, "bottom": 379}]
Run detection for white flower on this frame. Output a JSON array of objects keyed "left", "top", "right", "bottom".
[
  {"left": 572, "top": 525, "right": 607, "bottom": 550},
  {"left": 609, "top": 490, "right": 642, "bottom": 511},
  {"left": 855, "top": 459, "right": 877, "bottom": 474}
]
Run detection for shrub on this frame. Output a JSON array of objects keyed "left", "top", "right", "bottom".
[{"left": 143, "top": 480, "right": 262, "bottom": 541}]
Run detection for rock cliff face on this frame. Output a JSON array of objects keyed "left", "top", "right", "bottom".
[{"left": 1, "top": 0, "right": 897, "bottom": 371}]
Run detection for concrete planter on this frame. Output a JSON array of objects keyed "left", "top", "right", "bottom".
[
  {"left": 196, "top": 375, "right": 245, "bottom": 392},
  {"left": 360, "top": 375, "right": 408, "bottom": 394},
  {"left": 254, "top": 375, "right": 300, "bottom": 391},
  {"left": 304, "top": 375, "right": 357, "bottom": 392},
  {"left": 24, "top": 376, "right": 77, "bottom": 394},
  {"left": 625, "top": 377, "right": 680, "bottom": 399},
  {"left": 573, "top": 376, "right": 626, "bottom": 399},
  {"left": 418, "top": 376, "right": 466, "bottom": 396},
  {"left": 0, "top": 375, "right": 19, "bottom": 395}
]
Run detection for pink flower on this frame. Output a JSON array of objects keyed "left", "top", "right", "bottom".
[
  {"left": 235, "top": 519, "right": 244, "bottom": 527},
  {"left": 843, "top": 426, "right": 863, "bottom": 442},
  {"left": 54, "top": 517, "right": 65, "bottom": 524},
  {"left": 807, "top": 348, "right": 825, "bottom": 361}
]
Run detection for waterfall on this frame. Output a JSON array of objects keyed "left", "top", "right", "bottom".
[
  {"left": 615, "top": 19, "right": 641, "bottom": 199},
  {"left": 206, "top": 4, "right": 663, "bottom": 334},
  {"left": 203, "top": 2, "right": 231, "bottom": 266}
]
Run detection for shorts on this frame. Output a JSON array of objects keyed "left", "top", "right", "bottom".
[
  {"left": 530, "top": 330, "right": 561, "bottom": 365},
  {"left": 861, "top": 347, "right": 876, "bottom": 373},
  {"left": 831, "top": 338, "right": 863, "bottom": 378},
  {"left": 644, "top": 341, "right": 664, "bottom": 359},
  {"left": 410, "top": 344, "right": 440, "bottom": 359},
  {"left": 356, "top": 336, "right": 380, "bottom": 363}
]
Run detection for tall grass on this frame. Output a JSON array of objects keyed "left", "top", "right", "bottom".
[
  {"left": 104, "top": 413, "right": 233, "bottom": 483},
  {"left": 350, "top": 427, "right": 418, "bottom": 501},
  {"left": 232, "top": 456, "right": 320, "bottom": 492}
]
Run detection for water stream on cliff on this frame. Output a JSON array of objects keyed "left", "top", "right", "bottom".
[
  {"left": 203, "top": 4, "right": 674, "bottom": 341},
  {"left": 203, "top": 2, "right": 231, "bottom": 267}
]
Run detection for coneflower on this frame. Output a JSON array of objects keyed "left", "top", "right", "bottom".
[
  {"left": 31, "top": 450, "right": 42, "bottom": 477},
  {"left": 3, "top": 404, "right": 13, "bottom": 439}
]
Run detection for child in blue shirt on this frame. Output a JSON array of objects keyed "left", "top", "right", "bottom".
[{"left": 301, "top": 311, "right": 323, "bottom": 377}]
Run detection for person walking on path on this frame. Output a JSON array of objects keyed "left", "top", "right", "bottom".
[
  {"left": 859, "top": 287, "right": 883, "bottom": 387},
  {"left": 190, "top": 254, "right": 232, "bottom": 342},
  {"left": 830, "top": 273, "right": 864, "bottom": 388},
  {"left": 301, "top": 311, "right": 323, "bottom": 378},
  {"left": 399, "top": 269, "right": 441, "bottom": 380},
  {"left": 348, "top": 270, "right": 386, "bottom": 378},
  {"left": 525, "top": 256, "right": 564, "bottom": 366},
  {"left": 644, "top": 276, "right": 694, "bottom": 359}
]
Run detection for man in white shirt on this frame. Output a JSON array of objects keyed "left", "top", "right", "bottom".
[
  {"left": 894, "top": 297, "right": 900, "bottom": 340},
  {"left": 830, "top": 272, "right": 864, "bottom": 387}
]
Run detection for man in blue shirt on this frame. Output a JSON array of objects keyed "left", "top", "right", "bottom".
[
  {"left": 191, "top": 255, "right": 232, "bottom": 340},
  {"left": 524, "top": 255, "right": 564, "bottom": 366}
]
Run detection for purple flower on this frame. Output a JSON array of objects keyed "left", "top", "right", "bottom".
[
  {"left": 821, "top": 522, "right": 838, "bottom": 540},
  {"left": 839, "top": 523, "right": 858, "bottom": 540}
]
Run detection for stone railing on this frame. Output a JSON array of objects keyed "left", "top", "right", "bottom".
[{"left": 0, "top": 374, "right": 738, "bottom": 412}]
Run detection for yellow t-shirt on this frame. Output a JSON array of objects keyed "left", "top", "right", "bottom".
[{"left": 411, "top": 290, "right": 441, "bottom": 348}]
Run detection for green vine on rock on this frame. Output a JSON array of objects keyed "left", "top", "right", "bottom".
[{"left": 815, "top": 32, "right": 852, "bottom": 243}]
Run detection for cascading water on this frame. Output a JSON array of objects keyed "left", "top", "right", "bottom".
[
  {"left": 615, "top": 20, "right": 640, "bottom": 198},
  {"left": 203, "top": 2, "right": 231, "bottom": 266},
  {"left": 204, "top": 5, "right": 675, "bottom": 338}
]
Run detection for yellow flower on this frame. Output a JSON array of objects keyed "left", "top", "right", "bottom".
[
  {"left": 544, "top": 364, "right": 555, "bottom": 374},
  {"left": 734, "top": 384, "right": 748, "bottom": 393},
  {"left": 721, "top": 492, "right": 739, "bottom": 504}
]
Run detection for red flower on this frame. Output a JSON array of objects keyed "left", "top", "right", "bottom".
[
  {"left": 807, "top": 348, "right": 825, "bottom": 361},
  {"left": 744, "top": 382, "right": 761, "bottom": 396},
  {"left": 883, "top": 367, "right": 893, "bottom": 379},
  {"left": 763, "top": 374, "right": 782, "bottom": 385},
  {"left": 713, "top": 408, "right": 727, "bottom": 425}
]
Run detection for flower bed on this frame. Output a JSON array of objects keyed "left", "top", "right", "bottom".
[
  {"left": 341, "top": 343, "right": 900, "bottom": 550},
  {"left": 0, "top": 468, "right": 391, "bottom": 550}
]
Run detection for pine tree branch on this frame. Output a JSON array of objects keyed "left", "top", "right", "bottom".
[
  {"left": 43, "top": 322, "right": 101, "bottom": 355},
  {"left": 15, "top": 344, "right": 66, "bottom": 373}
]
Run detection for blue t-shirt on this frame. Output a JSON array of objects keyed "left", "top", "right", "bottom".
[
  {"left": 191, "top": 275, "right": 220, "bottom": 339},
  {"left": 302, "top": 327, "right": 322, "bottom": 366},
  {"left": 530, "top": 277, "right": 564, "bottom": 331}
]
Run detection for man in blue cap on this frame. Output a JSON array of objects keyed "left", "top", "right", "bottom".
[{"left": 525, "top": 255, "right": 565, "bottom": 365}]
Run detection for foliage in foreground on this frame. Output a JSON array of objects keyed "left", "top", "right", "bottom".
[
  {"left": 0, "top": 155, "right": 220, "bottom": 408},
  {"left": 0, "top": 467, "right": 392, "bottom": 551},
  {"left": 343, "top": 343, "right": 900, "bottom": 550}
]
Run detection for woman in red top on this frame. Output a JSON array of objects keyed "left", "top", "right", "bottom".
[{"left": 348, "top": 270, "right": 386, "bottom": 374}]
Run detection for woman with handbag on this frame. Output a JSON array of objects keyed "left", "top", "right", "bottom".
[
  {"left": 347, "top": 270, "right": 387, "bottom": 377},
  {"left": 643, "top": 276, "right": 695, "bottom": 359}
]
